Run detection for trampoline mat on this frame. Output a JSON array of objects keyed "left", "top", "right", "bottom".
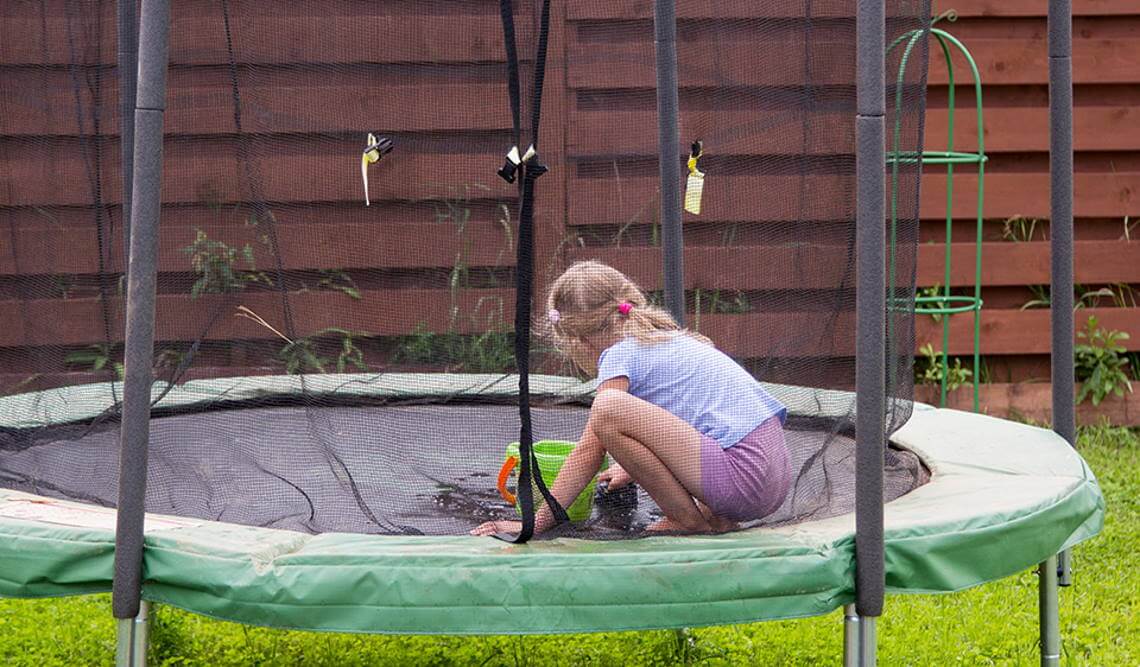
[{"left": 0, "top": 404, "right": 927, "bottom": 537}]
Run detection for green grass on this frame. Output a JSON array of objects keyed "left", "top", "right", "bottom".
[{"left": 1, "top": 425, "right": 1136, "bottom": 666}]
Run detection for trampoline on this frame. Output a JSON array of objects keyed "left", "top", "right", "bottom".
[
  {"left": 0, "top": 0, "right": 1102, "bottom": 664},
  {"left": 0, "top": 373, "right": 1103, "bottom": 633}
]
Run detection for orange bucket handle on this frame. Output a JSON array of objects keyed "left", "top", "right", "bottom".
[{"left": 497, "top": 456, "right": 519, "bottom": 504}]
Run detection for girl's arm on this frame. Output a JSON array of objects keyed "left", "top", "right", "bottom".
[
  {"left": 532, "top": 377, "right": 629, "bottom": 533},
  {"left": 471, "top": 377, "right": 629, "bottom": 537}
]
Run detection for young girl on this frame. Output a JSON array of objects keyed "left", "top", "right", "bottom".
[{"left": 471, "top": 260, "right": 791, "bottom": 536}]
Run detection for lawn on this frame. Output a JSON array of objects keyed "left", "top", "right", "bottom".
[{"left": 0, "top": 424, "right": 1135, "bottom": 666}]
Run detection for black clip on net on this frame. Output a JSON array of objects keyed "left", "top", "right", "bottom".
[
  {"left": 365, "top": 133, "right": 394, "bottom": 162},
  {"left": 498, "top": 145, "right": 522, "bottom": 183}
]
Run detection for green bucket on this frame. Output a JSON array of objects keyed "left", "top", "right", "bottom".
[{"left": 498, "top": 440, "right": 608, "bottom": 522}]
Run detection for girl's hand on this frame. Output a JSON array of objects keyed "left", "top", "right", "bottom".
[
  {"left": 598, "top": 463, "right": 632, "bottom": 490},
  {"left": 470, "top": 520, "right": 521, "bottom": 536}
]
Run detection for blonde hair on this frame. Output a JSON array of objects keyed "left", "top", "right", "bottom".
[{"left": 543, "top": 260, "right": 712, "bottom": 374}]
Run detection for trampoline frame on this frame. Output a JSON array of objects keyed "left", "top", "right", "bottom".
[
  {"left": 0, "top": 375, "right": 1103, "bottom": 636},
  {"left": 0, "top": 0, "right": 1083, "bottom": 665}
]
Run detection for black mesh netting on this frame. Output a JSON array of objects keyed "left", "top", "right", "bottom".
[{"left": 1, "top": 0, "right": 931, "bottom": 538}]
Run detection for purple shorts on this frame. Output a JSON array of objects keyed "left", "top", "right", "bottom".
[{"left": 699, "top": 416, "right": 792, "bottom": 522}]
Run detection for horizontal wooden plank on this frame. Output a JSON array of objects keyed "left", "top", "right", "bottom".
[
  {"left": 570, "top": 1, "right": 861, "bottom": 20},
  {"left": 569, "top": 109, "right": 855, "bottom": 156},
  {"left": 569, "top": 34, "right": 857, "bottom": 89},
  {"left": 928, "top": 38, "right": 1140, "bottom": 86},
  {"left": 12, "top": 228, "right": 1134, "bottom": 290},
  {"left": 0, "top": 144, "right": 514, "bottom": 207},
  {"left": 919, "top": 240, "right": 1140, "bottom": 287},
  {"left": 569, "top": 174, "right": 860, "bottom": 225},
  {"left": 569, "top": 0, "right": 1136, "bottom": 20},
  {"left": 571, "top": 246, "right": 858, "bottom": 291},
  {"left": 920, "top": 382, "right": 1140, "bottom": 427},
  {"left": 0, "top": 219, "right": 516, "bottom": 276},
  {"left": 4, "top": 288, "right": 1138, "bottom": 358},
  {"left": 925, "top": 104, "right": 1140, "bottom": 153},
  {"left": 570, "top": 240, "right": 1140, "bottom": 290},
  {"left": 579, "top": 170, "right": 1140, "bottom": 223},
  {"left": 0, "top": 368, "right": 273, "bottom": 394},
  {"left": 568, "top": 105, "right": 1140, "bottom": 155},
  {"left": 703, "top": 307, "right": 1140, "bottom": 357},
  {"left": 915, "top": 307, "right": 1140, "bottom": 355},
  {"left": 567, "top": 171, "right": 1140, "bottom": 224},
  {"left": 1, "top": 69, "right": 509, "bottom": 136},
  {"left": 1, "top": 13, "right": 507, "bottom": 66},
  {"left": 0, "top": 288, "right": 516, "bottom": 347},
  {"left": 569, "top": 37, "right": 1139, "bottom": 88},
  {"left": 914, "top": 0, "right": 1138, "bottom": 17},
  {"left": 920, "top": 171, "right": 1140, "bottom": 220}
]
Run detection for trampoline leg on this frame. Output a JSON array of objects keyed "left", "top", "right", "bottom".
[
  {"left": 115, "top": 600, "right": 150, "bottom": 667},
  {"left": 843, "top": 604, "right": 877, "bottom": 667},
  {"left": 1038, "top": 556, "right": 1061, "bottom": 666}
]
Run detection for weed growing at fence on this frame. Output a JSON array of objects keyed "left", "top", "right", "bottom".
[
  {"left": 914, "top": 342, "right": 973, "bottom": 392},
  {"left": 182, "top": 228, "right": 270, "bottom": 297},
  {"left": 389, "top": 185, "right": 517, "bottom": 373},
  {"left": 392, "top": 297, "right": 514, "bottom": 373},
  {"left": 63, "top": 344, "right": 123, "bottom": 379},
  {"left": 278, "top": 327, "right": 369, "bottom": 375},
  {"left": 315, "top": 270, "right": 362, "bottom": 300},
  {"left": 1000, "top": 215, "right": 1045, "bottom": 243},
  {"left": 1075, "top": 316, "right": 1133, "bottom": 406}
]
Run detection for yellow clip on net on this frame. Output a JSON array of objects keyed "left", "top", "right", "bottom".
[{"left": 684, "top": 140, "right": 705, "bottom": 215}]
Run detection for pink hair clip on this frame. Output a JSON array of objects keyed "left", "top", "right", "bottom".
[
  {"left": 548, "top": 308, "right": 561, "bottom": 324},
  {"left": 618, "top": 302, "right": 633, "bottom": 316}
]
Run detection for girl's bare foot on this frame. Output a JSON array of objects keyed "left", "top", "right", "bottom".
[
  {"left": 646, "top": 516, "right": 691, "bottom": 532},
  {"left": 696, "top": 501, "right": 738, "bottom": 533}
]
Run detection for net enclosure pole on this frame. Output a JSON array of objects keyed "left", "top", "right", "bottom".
[
  {"left": 117, "top": 0, "right": 139, "bottom": 260},
  {"left": 1048, "top": 0, "right": 1076, "bottom": 589},
  {"left": 113, "top": 0, "right": 171, "bottom": 663},
  {"left": 1044, "top": 0, "right": 1074, "bottom": 663},
  {"left": 849, "top": 0, "right": 887, "bottom": 664},
  {"left": 653, "top": 0, "right": 685, "bottom": 326}
]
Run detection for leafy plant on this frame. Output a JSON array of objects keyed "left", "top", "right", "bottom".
[
  {"left": 1000, "top": 215, "right": 1045, "bottom": 243},
  {"left": 916, "top": 284, "right": 946, "bottom": 322},
  {"left": 1074, "top": 316, "right": 1133, "bottom": 406},
  {"left": 389, "top": 190, "right": 519, "bottom": 373},
  {"left": 279, "top": 328, "right": 369, "bottom": 375},
  {"left": 699, "top": 288, "right": 752, "bottom": 315},
  {"left": 65, "top": 344, "right": 124, "bottom": 379},
  {"left": 1018, "top": 283, "right": 1137, "bottom": 311},
  {"left": 692, "top": 288, "right": 751, "bottom": 332},
  {"left": 50, "top": 275, "right": 76, "bottom": 299},
  {"left": 432, "top": 183, "right": 489, "bottom": 231},
  {"left": 393, "top": 327, "right": 515, "bottom": 374},
  {"left": 182, "top": 228, "right": 270, "bottom": 298},
  {"left": 392, "top": 297, "right": 515, "bottom": 373},
  {"left": 316, "top": 270, "right": 362, "bottom": 300},
  {"left": 914, "top": 343, "right": 972, "bottom": 392},
  {"left": 1020, "top": 284, "right": 1052, "bottom": 310},
  {"left": 1107, "top": 283, "right": 1138, "bottom": 309}
]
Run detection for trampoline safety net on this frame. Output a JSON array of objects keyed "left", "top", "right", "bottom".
[{"left": 0, "top": 0, "right": 931, "bottom": 538}]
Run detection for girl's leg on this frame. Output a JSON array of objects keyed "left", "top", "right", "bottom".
[{"left": 588, "top": 389, "right": 725, "bottom": 531}]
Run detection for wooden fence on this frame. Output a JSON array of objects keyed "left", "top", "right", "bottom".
[{"left": 1, "top": 1, "right": 1138, "bottom": 421}]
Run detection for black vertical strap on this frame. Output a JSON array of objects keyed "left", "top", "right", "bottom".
[
  {"left": 498, "top": 0, "right": 522, "bottom": 150},
  {"left": 527, "top": 0, "right": 554, "bottom": 141},
  {"left": 497, "top": 0, "right": 566, "bottom": 543}
]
